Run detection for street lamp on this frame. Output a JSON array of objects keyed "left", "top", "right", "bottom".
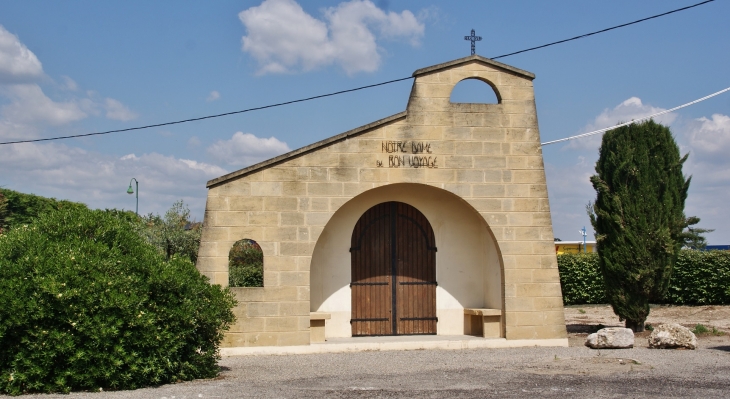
[
  {"left": 127, "top": 178, "right": 139, "bottom": 215},
  {"left": 579, "top": 226, "right": 588, "bottom": 253}
]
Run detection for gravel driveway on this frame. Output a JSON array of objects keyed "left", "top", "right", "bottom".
[{"left": 11, "top": 339, "right": 730, "bottom": 399}]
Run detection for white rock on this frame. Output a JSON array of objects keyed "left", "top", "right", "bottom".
[
  {"left": 585, "top": 327, "right": 635, "bottom": 349},
  {"left": 648, "top": 323, "right": 697, "bottom": 350}
]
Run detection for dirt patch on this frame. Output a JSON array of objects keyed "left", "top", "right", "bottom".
[
  {"left": 518, "top": 356, "right": 654, "bottom": 375},
  {"left": 564, "top": 304, "right": 730, "bottom": 348}
]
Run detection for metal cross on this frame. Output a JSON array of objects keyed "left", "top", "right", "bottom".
[{"left": 464, "top": 29, "right": 482, "bottom": 55}]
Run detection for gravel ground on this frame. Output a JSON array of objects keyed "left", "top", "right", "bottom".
[
  {"left": 10, "top": 306, "right": 730, "bottom": 398},
  {"left": 11, "top": 341, "right": 730, "bottom": 399}
]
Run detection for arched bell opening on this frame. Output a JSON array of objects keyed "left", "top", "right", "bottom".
[{"left": 449, "top": 77, "right": 501, "bottom": 104}]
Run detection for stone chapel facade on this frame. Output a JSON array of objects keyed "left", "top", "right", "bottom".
[{"left": 197, "top": 55, "right": 568, "bottom": 348}]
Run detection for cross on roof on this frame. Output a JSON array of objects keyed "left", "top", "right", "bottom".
[{"left": 464, "top": 29, "right": 482, "bottom": 55}]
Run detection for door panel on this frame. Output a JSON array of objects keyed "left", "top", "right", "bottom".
[{"left": 351, "top": 202, "right": 436, "bottom": 336}]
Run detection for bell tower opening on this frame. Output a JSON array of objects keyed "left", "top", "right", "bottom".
[{"left": 450, "top": 77, "right": 500, "bottom": 104}]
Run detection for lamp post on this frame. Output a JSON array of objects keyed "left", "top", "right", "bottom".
[
  {"left": 579, "top": 226, "right": 588, "bottom": 253},
  {"left": 127, "top": 178, "right": 139, "bottom": 215}
]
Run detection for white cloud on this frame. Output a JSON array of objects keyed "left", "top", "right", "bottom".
[
  {"left": 206, "top": 90, "right": 220, "bottom": 102},
  {"left": 207, "top": 131, "right": 291, "bottom": 167},
  {"left": 685, "top": 114, "right": 730, "bottom": 158},
  {"left": 0, "top": 142, "right": 227, "bottom": 219},
  {"left": 565, "top": 97, "right": 677, "bottom": 150},
  {"left": 680, "top": 114, "right": 730, "bottom": 243},
  {"left": 0, "top": 25, "right": 44, "bottom": 83},
  {"left": 187, "top": 136, "right": 202, "bottom": 148},
  {"left": 1, "top": 84, "right": 86, "bottom": 131},
  {"left": 61, "top": 76, "right": 78, "bottom": 91},
  {"left": 0, "top": 26, "right": 138, "bottom": 142},
  {"left": 239, "top": 0, "right": 424, "bottom": 75},
  {"left": 104, "top": 98, "right": 137, "bottom": 121}
]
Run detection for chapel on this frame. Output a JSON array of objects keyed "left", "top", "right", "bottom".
[{"left": 196, "top": 55, "right": 568, "bottom": 348}]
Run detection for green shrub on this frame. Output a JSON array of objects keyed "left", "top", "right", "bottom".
[
  {"left": 557, "top": 250, "right": 730, "bottom": 306},
  {"left": 0, "top": 188, "right": 87, "bottom": 230},
  {"left": 665, "top": 249, "right": 730, "bottom": 305},
  {"left": 692, "top": 324, "right": 709, "bottom": 334},
  {"left": 556, "top": 253, "right": 606, "bottom": 305},
  {"left": 0, "top": 207, "right": 236, "bottom": 395},
  {"left": 228, "top": 239, "right": 263, "bottom": 287}
]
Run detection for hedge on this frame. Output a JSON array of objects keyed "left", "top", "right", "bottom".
[{"left": 557, "top": 250, "right": 730, "bottom": 305}]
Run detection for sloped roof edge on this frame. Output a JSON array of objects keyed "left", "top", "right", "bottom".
[
  {"left": 413, "top": 55, "right": 535, "bottom": 80},
  {"left": 207, "top": 111, "right": 407, "bottom": 188}
]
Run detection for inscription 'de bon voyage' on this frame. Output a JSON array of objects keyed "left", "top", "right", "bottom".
[{"left": 377, "top": 141, "right": 437, "bottom": 169}]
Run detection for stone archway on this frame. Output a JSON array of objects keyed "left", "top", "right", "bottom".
[{"left": 310, "top": 183, "right": 504, "bottom": 338}]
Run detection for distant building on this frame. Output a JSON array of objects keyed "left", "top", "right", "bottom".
[
  {"left": 702, "top": 245, "right": 730, "bottom": 251},
  {"left": 555, "top": 240, "right": 596, "bottom": 254}
]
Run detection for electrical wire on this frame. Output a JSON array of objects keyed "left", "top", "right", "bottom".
[
  {"left": 492, "top": 0, "right": 714, "bottom": 59},
  {"left": 0, "top": 0, "right": 716, "bottom": 146},
  {"left": 541, "top": 86, "right": 730, "bottom": 146},
  {"left": 0, "top": 77, "right": 414, "bottom": 145}
]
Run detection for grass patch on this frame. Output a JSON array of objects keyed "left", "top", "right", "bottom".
[{"left": 692, "top": 324, "right": 726, "bottom": 336}]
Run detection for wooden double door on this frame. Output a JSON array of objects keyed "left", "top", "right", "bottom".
[{"left": 350, "top": 202, "right": 437, "bottom": 336}]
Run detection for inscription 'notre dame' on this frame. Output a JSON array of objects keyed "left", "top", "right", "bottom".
[{"left": 378, "top": 141, "right": 437, "bottom": 168}]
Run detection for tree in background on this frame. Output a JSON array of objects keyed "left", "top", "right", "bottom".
[
  {"left": 589, "top": 120, "right": 690, "bottom": 332},
  {"left": 0, "top": 192, "right": 7, "bottom": 234},
  {"left": 680, "top": 216, "right": 714, "bottom": 249},
  {"left": 141, "top": 200, "right": 201, "bottom": 264},
  {"left": 228, "top": 239, "right": 264, "bottom": 287}
]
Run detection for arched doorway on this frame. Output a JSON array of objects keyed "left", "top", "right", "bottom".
[{"left": 350, "top": 201, "right": 437, "bottom": 336}]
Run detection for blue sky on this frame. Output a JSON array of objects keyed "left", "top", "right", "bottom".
[{"left": 1, "top": 0, "right": 728, "bottom": 243}]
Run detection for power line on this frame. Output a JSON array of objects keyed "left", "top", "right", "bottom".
[
  {"left": 541, "top": 86, "right": 730, "bottom": 146},
  {"left": 492, "top": 0, "right": 714, "bottom": 59},
  {"left": 0, "top": 76, "right": 414, "bottom": 146},
  {"left": 0, "top": 0, "right": 716, "bottom": 146}
]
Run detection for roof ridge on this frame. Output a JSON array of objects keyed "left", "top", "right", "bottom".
[
  {"left": 207, "top": 111, "right": 407, "bottom": 188},
  {"left": 413, "top": 55, "right": 535, "bottom": 80}
]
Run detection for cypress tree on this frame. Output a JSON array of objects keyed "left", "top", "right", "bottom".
[{"left": 589, "top": 120, "right": 690, "bottom": 332}]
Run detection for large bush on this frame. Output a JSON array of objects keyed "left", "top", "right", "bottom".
[
  {"left": 0, "top": 188, "right": 87, "bottom": 230},
  {"left": 0, "top": 208, "right": 236, "bottom": 395},
  {"left": 557, "top": 251, "right": 730, "bottom": 306}
]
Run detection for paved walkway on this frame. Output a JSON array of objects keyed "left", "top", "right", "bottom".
[{"left": 221, "top": 335, "right": 568, "bottom": 356}]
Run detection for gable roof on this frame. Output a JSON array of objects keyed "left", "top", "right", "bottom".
[
  {"left": 206, "top": 55, "right": 535, "bottom": 188},
  {"left": 207, "top": 111, "right": 407, "bottom": 188},
  {"left": 413, "top": 55, "right": 535, "bottom": 80}
]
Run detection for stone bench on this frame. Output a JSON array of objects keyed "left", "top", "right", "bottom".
[
  {"left": 464, "top": 308, "right": 502, "bottom": 338},
  {"left": 310, "top": 312, "right": 331, "bottom": 343}
]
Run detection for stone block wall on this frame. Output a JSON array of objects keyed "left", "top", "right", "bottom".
[{"left": 198, "top": 55, "right": 567, "bottom": 346}]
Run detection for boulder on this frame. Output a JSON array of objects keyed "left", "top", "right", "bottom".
[
  {"left": 648, "top": 323, "right": 697, "bottom": 350},
  {"left": 585, "top": 327, "right": 635, "bottom": 349}
]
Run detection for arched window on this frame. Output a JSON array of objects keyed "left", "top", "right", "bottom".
[
  {"left": 228, "top": 238, "right": 263, "bottom": 287},
  {"left": 449, "top": 78, "right": 500, "bottom": 104}
]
